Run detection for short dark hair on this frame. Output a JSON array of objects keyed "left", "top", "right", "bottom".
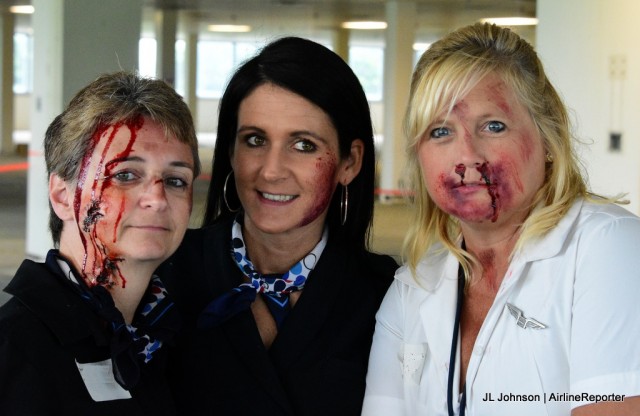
[
  {"left": 44, "top": 71, "right": 200, "bottom": 245},
  {"left": 203, "top": 37, "right": 376, "bottom": 251}
]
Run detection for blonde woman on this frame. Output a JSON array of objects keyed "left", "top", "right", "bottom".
[{"left": 363, "top": 23, "right": 640, "bottom": 416}]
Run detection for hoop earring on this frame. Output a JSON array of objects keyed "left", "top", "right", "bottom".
[
  {"left": 340, "top": 184, "right": 349, "bottom": 226},
  {"left": 223, "top": 171, "right": 241, "bottom": 213}
]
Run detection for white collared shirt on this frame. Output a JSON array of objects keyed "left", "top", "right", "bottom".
[{"left": 363, "top": 199, "right": 640, "bottom": 416}]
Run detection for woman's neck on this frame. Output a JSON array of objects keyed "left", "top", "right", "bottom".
[
  {"left": 107, "top": 263, "right": 156, "bottom": 324},
  {"left": 59, "top": 233, "right": 156, "bottom": 324},
  {"left": 461, "top": 223, "right": 520, "bottom": 290},
  {"left": 241, "top": 219, "right": 325, "bottom": 275}
]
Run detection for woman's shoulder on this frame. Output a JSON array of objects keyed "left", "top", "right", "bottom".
[
  {"left": 570, "top": 199, "right": 640, "bottom": 239},
  {"left": 361, "top": 250, "right": 399, "bottom": 272},
  {"left": 357, "top": 250, "right": 398, "bottom": 279},
  {"left": 579, "top": 198, "right": 639, "bottom": 222},
  {"left": 181, "top": 219, "right": 231, "bottom": 246},
  {"left": 351, "top": 250, "right": 398, "bottom": 294},
  {"left": 168, "top": 219, "right": 232, "bottom": 264}
]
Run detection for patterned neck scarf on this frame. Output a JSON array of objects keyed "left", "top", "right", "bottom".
[
  {"left": 45, "top": 250, "right": 180, "bottom": 390},
  {"left": 198, "top": 219, "right": 327, "bottom": 329}
]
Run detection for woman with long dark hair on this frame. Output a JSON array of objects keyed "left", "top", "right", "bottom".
[{"left": 162, "top": 37, "right": 396, "bottom": 415}]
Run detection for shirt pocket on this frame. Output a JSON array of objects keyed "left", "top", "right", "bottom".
[{"left": 400, "top": 342, "right": 428, "bottom": 385}]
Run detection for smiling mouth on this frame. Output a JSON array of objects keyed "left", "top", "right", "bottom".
[{"left": 260, "top": 192, "right": 297, "bottom": 202}]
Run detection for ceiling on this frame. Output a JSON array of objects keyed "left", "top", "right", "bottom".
[{"left": 3, "top": 0, "right": 537, "bottom": 45}]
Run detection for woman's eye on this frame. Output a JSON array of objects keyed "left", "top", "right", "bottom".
[
  {"left": 293, "top": 139, "right": 317, "bottom": 152},
  {"left": 246, "top": 135, "right": 265, "bottom": 147},
  {"left": 112, "top": 171, "right": 137, "bottom": 182},
  {"left": 486, "top": 121, "right": 506, "bottom": 133},
  {"left": 165, "top": 177, "right": 189, "bottom": 189},
  {"left": 430, "top": 126, "right": 451, "bottom": 139}
]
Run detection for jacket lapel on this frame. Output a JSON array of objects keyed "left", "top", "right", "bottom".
[
  {"left": 222, "top": 310, "right": 295, "bottom": 414},
  {"left": 205, "top": 222, "right": 295, "bottom": 414},
  {"left": 269, "top": 239, "right": 345, "bottom": 368}
]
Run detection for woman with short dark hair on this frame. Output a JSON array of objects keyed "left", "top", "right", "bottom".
[{"left": 0, "top": 71, "right": 199, "bottom": 415}]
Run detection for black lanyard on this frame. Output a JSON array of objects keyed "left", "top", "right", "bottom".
[{"left": 447, "top": 263, "right": 467, "bottom": 416}]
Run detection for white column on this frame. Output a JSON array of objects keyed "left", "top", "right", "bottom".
[
  {"left": 155, "top": 8, "right": 177, "bottom": 86},
  {"left": 537, "top": 0, "right": 640, "bottom": 214},
  {"left": 0, "top": 9, "right": 14, "bottom": 154},
  {"left": 380, "top": 0, "right": 415, "bottom": 199},
  {"left": 26, "top": 0, "right": 142, "bottom": 260},
  {"left": 184, "top": 31, "right": 198, "bottom": 123},
  {"left": 333, "top": 27, "right": 350, "bottom": 62}
]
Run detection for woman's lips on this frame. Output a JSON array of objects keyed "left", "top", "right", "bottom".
[{"left": 258, "top": 191, "right": 298, "bottom": 203}]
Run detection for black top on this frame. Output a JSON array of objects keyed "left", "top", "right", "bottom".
[
  {"left": 0, "top": 259, "right": 176, "bottom": 416},
  {"left": 160, "top": 217, "right": 397, "bottom": 415}
]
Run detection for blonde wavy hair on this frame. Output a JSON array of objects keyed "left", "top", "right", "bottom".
[{"left": 403, "top": 23, "right": 590, "bottom": 282}]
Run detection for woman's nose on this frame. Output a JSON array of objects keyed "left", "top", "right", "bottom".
[
  {"left": 455, "top": 132, "right": 485, "bottom": 167},
  {"left": 139, "top": 179, "right": 168, "bottom": 210},
  {"left": 260, "top": 149, "right": 288, "bottom": 181}
]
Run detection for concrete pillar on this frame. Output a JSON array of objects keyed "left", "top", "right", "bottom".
[
  {"left": 333, "top": 27, "right": 350, "bottom": 62},
  {"left": 184, "top": 31, "right": 198, "bottom": 123},
  {"left": 537, "top": 0, "right": 640, "bottom": 214},
  {"left": 26, "top": 0, "right": 142, "bottom": 260},
  {"left": 0, "top": 9, "right": 14, "bottom": 155},
  {"left": 379, "top": 0, "right": 415, "bottom": 198},
  {"left": 155, "top": 8, "right": 177, "bottom": 86}
]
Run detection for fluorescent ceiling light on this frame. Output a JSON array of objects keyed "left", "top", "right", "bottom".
[
  {"left": 413, "top": 42, "right": 431, "bottom": 51},
  {"left": 341, "top": 21, "right": 387, "bottom": 30},
  {"left": 480, "top": 17, "right": 539, "bottom": 26},
  {"left": 208, "top": 24, "right": 252, "bottom": 33},
  {"left": 10, "top": 5, "right": 35, "bottom": 14}
]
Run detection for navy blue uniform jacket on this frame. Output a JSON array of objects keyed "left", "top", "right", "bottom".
[
  {"left": 0, "top": 259, "right": 176, "bottom": 416},
  {"left": 160, "top": 217, "right": 397, "bottom": 415}
]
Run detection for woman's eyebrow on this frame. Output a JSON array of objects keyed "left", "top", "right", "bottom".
[{"left": 104, "top": 156, "right": 144, "bottom": 170}]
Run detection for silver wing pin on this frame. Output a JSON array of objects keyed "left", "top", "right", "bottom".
[{"left": 506, "top": 303, "right": 547, "bottom": 330}]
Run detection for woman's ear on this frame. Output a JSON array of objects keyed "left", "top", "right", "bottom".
[
  {"left": 49, "top": 173, "right": 75, "bottom": 222},
  {"left": 340, "top": 139, "right": 364, "bottom": 186}
]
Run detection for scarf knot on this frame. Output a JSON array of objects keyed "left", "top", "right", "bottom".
[
  {"left": 46, "top": 250, "right": 180, "bottom": 390},
  {"left": 197, "top": 221, "right": 327, "bottom": 329}
]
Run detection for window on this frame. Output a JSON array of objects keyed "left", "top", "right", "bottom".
[
  {"left": 174, "top": 39, "right": 185, "bottom": 96},
  {"left": 196, "top": 41, "right": 234, "bottom": 98},
  {"left": 196, "top": 41, "right": 258, "bottom": 98},
  {"left": 349, "top": 46, "right": 384, "bottom": 102},
  {"left": 138, "top": 37, "right": 157, "bottom": 78},
  {"left": 13, "top": 32, "right": 33, "bottom": 94}
]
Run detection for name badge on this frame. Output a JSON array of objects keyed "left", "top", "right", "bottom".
[{"left": 76, "top": 359, "right": 132, "bottom": 401}]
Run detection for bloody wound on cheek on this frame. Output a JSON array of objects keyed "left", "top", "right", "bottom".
[
  {"left": 74, "top": 117, "right": 142, "bottom": 288},
  {"left": 83, "top": 200, "right": 103, "bottom": 232},
  {"left": 299, "top": 154, "right": 337, "bottom": 227}
]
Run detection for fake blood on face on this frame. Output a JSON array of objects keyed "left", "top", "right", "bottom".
[
  {"left": 73, "top": 116, "right": 143, "bottom": 288},
  {"left": 299, "top": 152, "right": 338, "bottom": 228},
  {"left": 455, "top": 164, "right": 466, "bottom": 182},
  {"left": 477, "top": 162, "right": 499, "bottom": 222}
]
